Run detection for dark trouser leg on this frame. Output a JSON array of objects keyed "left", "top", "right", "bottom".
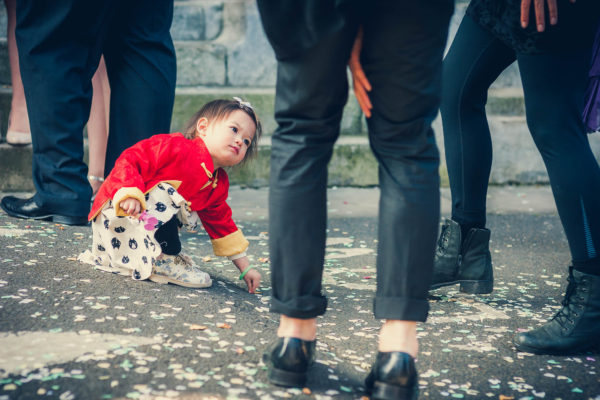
[
  {"left": 268, "top": 26, "right": 358, "bottom": 319},
  {"left": 102, "top": 0, "right": 176, "bottom": 175},
  {"left": 15, "top": 1, "right": 114, "bottom": 216},
  {"left": 518, "top": 50, "right": 600, "bottom": 269},
  {"left": 361, "top": 1, "right": 453, "bottom": 321},
  {"left": 514, "top": 39, "right": 600, "bottom": 357},
  {"left": 432, "top": 15, "right": 515, "bottom": 293},
  {"left": 441, "top": 15, "right": 516, "bottom": 233},
  {"left": 154, "top": 216, "right": 181, "bottom": 255}
]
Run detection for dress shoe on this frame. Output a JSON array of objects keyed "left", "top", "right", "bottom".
[
  {"left": 514, "top": 268, "right": 600, "bottom": 355},
  {"left": 430, "top": 218, "right": 493, "bottom": 294},
  {"left": 1, "top": 195, "right": 88, "bottom": 226},
  {"left": 365, "top": 351, "right": 418, "bottom": 400},
  {"left": 263, "top": 337, "right": 316, "bottom": 387}
]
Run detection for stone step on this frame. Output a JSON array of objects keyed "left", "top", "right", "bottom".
[
  {"left": 3, "top": 111, "right": 600, "bottom": 192},
  {"left": 0, "top": 85, "right": 523, "bottom": 142}
]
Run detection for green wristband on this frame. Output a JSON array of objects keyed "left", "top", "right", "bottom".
[{"left": 239, "top": 266, "right": 256, "bottom": 280}]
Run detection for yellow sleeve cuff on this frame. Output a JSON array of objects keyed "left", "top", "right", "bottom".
[
  {"left": 113, "top": 187, "right": 147, "bottom": 217},
  {"left": 211, "top": 229, "right": 249, "bottom": 257}
]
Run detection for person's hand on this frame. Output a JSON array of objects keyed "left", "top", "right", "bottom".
[
  {"left": 348, "top": 27, "right": 373, "bottom": 118},
  {"left": 242, "top": 268, "right": 261, "bottom": 294},
  {"left": 520, "top": 0, "right": 574, "bottom": 32},
  {"left": 120, "top": 198, "right": 142, "bottom": 216}
]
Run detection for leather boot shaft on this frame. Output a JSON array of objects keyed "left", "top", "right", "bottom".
[{"left": 431, "top": 218, "right": 493, "bottom": 294}]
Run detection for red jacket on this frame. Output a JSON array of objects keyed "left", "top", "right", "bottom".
[{"left": 90, "top": 133, "right": 248, "bottom": 257}]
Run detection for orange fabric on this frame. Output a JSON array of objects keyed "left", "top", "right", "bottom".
[{"left": 89, "top": 133, "right": 239, "bottom": 241}]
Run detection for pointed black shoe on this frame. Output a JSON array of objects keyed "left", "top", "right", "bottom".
[
  {"left": 514, "top": 268, "right": 600, "bottom": 355},
  {"left": 430, "top": 218, "right": 493, "bottom": 294},
  {"left": 0, "top": 195, "right": 88, "bottom": 226},
  {"left": 263, "top": 337, "right": 316, "bottom": 387},
  {"left": 365, "top": 352, "right": 418, "bottom": 400}
]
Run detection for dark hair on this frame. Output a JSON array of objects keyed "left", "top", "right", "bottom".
[{"left": 182, "top": 98, "right": 262, "bottom": 164}]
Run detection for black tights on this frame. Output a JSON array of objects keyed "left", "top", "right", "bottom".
[
  {"left": 441, "top": 15, "right": 600, "bottom": 269},
  {"left": 154, "top": 215, "right": 181, "bottom": 255}
]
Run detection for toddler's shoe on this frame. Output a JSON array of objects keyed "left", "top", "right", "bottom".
[{"left": 150, "top": 253, "right": 212, "bottom": 288}]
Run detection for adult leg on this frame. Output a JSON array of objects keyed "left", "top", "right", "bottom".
[
  {"left": 362, "top": 0, "right": 452, "bottom": 329},
  {"left": 102, "top": 0, "right": 176, "bottom": 175},
  {"left": 265, "top": 21, "right": 358, "bottom": 387},
  {"left": 87, "top": 56, "right": 110, "bottom": 194},
  {"left": 4, "top": 0, "right": 30, "bottom": 145},
  {"left": 360, "top": 3, "right": 453, "bottom": 397},
  {"left": 514, "top": 49, "right": 600, "bottom": 355},
  {"left": 518, "top": 50, "right": 600, "bottom": 266},
  {"left": 431, "top": 15, "right": 516, "bottom": 294},
  {"left": 13, "top": 1, "right": 113, "bottom": 218},
  {"left": 268, "top": 26, "right": 357, "bottom": 321},
  {"left": 442, "top": 14, "right": 516, "bottom": 235}
]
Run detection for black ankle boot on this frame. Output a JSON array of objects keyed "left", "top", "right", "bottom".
[
  {"left": 514, "top": 268, "right": 600, "bottom": 355},
  {"left": 430, "top": 218, "right": 493, "bottom": 294},
  {"left": 365, "top": 352, "right": 418, "bottom": 400},
  {"left": 263, "top": 337, "right": 316, "bottom": 387}
]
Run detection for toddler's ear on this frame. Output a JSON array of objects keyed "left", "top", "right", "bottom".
[{"left": 196, "top": 117, "right": 209, "bottom": 137}]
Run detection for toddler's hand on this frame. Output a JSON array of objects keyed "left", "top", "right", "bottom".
[
  {"left": 120, "top": 198, "right": 142, "bottom": 216},
  {"left": 242, "top": 268, "right": 261, "bottom": 294}
]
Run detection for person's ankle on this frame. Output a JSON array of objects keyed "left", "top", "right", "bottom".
[
  {"left": 277, "top": 315, "right": 317, "bottom": 341},
  {"left": 378, "top": 320, "right": 418, "bottom": 357}
]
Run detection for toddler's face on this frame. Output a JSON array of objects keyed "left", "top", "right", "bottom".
[{"left": 196, "top": 110, "right": 256, "bottom": 169}]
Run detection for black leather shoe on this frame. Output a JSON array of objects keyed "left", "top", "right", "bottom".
[
  {"left": 1, "top": 195, "right": 88, "bottom": 226},
  {"left": 263, "top": 337, "right": 316, "bottom": 387},
  {"left": 430, "top": 218, "right": 493, "bottom": 294},
  {"left": 514, "top": 268, "right": 600, "bottom": 355},
  {"left": 365, "top": 352, "right": 418, "bottom": 400}
]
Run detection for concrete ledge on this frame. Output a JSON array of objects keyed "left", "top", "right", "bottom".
[{"left": 4, "top": 126, "right": 600, "bottom": 191}]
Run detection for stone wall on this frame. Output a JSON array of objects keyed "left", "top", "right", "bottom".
[{"left": 0, "top": 1, "right": 599, "bottom": 189}]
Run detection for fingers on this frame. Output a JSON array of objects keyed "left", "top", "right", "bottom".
[
  {"left": 535, "top": 0, "right": 545, "bottom": 31},
  {"left": 353, "top": 79, "right": 373, "bottom": 118},
  {"left": 122, "top": 199, "right": 141, "bottom": 217},
  {"left": 349, "top": 60, "right": 372, "bottom": 117},
  {"left": 547, "top": 0, "right": 558, "bottom": 25},
  {"left": 521, "top": 0, "right": 531, "bottom": 28},
  {"left": 348, "top": 25, "right": 372, "bottom": 118},
  {"left": 245, "top": 272, "right": 261, "bottom": 294}
]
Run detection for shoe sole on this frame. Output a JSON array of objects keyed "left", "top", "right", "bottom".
[
  {"left": 371, "top": 381, "right": 418, "bottom": 400},
  {"left": 0, "top": 203, "right": 88, "bottom": 226},
  {"left": 514, "top": 340, "right": 597, "bottom": 356},
  {"left": 268, "top": 366, "right": 307, "bottom": 387},
  {"left": 148, "top": 273, "right": 213, "bottom": 288},
  {"left": 430, "top": 279, "right": 493, "bottom": 294}
]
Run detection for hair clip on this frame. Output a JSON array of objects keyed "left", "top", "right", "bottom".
[{"left": 233, "top": 96, "right": 253, "bottom": 110}]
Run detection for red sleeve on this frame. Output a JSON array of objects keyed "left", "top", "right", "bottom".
[
  {"left": 89, "top": 134, "right": 176, "bottom": 219},
  {"left": 196, "top": 175, "right": 238, "bottom": 240}
]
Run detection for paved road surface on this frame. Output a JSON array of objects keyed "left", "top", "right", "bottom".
[{"left": 0, "top": 187, "right": 598, "bottom": 399}]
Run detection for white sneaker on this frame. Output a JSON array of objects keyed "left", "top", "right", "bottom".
[{"left": 149, "top": 253, "right": 212, "bottom": 288}]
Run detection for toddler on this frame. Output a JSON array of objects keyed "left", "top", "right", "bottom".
[{"left": 79, "top": 98, "right": 262, "bottom": 293}]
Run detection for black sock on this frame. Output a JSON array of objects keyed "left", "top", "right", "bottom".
[
  {"left": 573, "top": 257, "right": 600, "bottom": 276},
  {"left": 456, "top": 221, "right": 485, "bottom": 244}
]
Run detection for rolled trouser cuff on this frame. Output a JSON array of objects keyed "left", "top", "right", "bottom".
[
  {"left": 270, "top": 295, "right": 328, "bottom": 319},
  {"left": 373, "top": 296, "right": 429, "bottom": 322}
]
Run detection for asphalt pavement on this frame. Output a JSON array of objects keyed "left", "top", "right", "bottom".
[{"left": 0, "top": 186, "right": 598, "bottom": 400}]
